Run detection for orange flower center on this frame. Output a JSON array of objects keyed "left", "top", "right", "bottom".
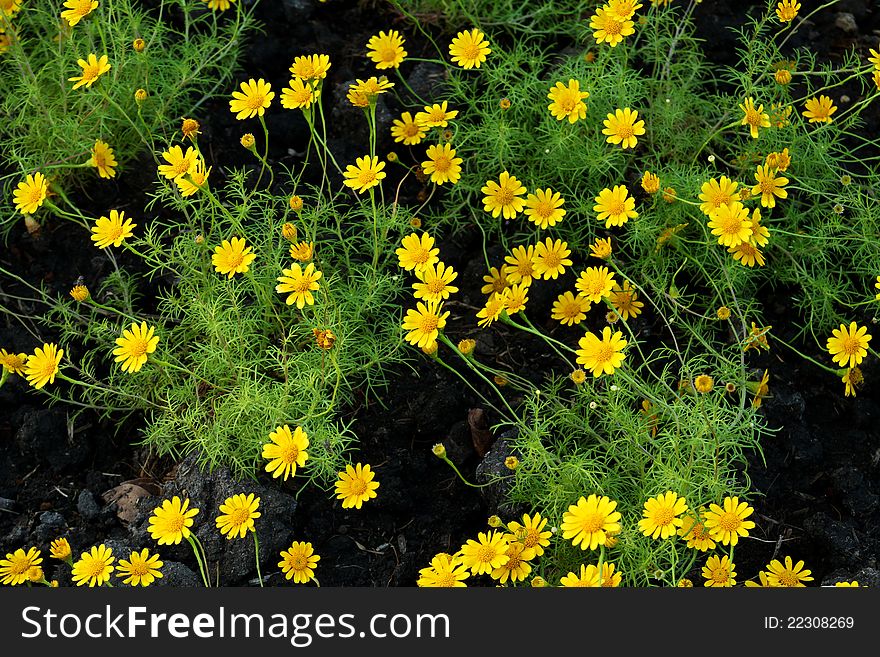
[
  {"left": 593, "top": 344, "right": 615, "bottom": 365},
  {"left": 282, "top": 444, "right": 300, "bottom": 464},
  {"left": 496, "top": 188, "right": 514, "bottom": 205},
  {"left": 578, "top": 511, "right": 605, "bottom": 534},
  {"left": 230, "top": 508, "right": 251, "bottom": 525},
  {"left": 476, "top": 546, "right": 497, "bottom": 564},
  {"left": 128, "top": 560, "right": 150, "bottom": 577},
  {"left": 654, "top": 508, "right": 674, "bottom": 526},
  {"left": 432, "top": 153, "right": 451, "bottom": 172},
  {"left": 350, "top": 478, "right": 368, "bottom": 495},
  {"left": 127, "top": 339, "right": 148, "bottom": 358},
  {"left": 607, "top": 199, "right": 626, "bottom": 216},
  {"left": 614, "top": 122, "right": 634, "bottom": 139},
  {"left": 717, "top": 512, "right": 741, "bottom": 532}
]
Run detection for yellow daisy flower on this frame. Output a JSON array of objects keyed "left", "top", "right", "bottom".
[
  {"left": 366, "top": 29, "right": 407, "bottom": 69},
  {"left": 112, "top": 321, "right": 159, "bottom": 374},
  {"left": 602, "top": 108, "right": 645, "bottom": 149},
  {"left": 275, "top": 262, "right": 322, "bottom": 308},
  {"left": 448, "top": 28, "right": 491, "bottom": 69},
  {"left": 229, "top": 78, "right": 274, "bottom": 120},
  {"left": 69, "top": 53, "right": 111, "bottom": 89},
  {"left": 334, "top": 463, "right": 380, "bottom": 509},
  {"left": 211, "top": 236, "right": 256, "bottom": 278},
  {"left": 263, "top": 425, "right": 310, "bottom": 480}
]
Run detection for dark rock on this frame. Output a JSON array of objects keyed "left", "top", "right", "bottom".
[
  {"left": 128, "top": 453, "right": 298, "bottom": 585},
  {"left": 475, "top": 430, "right": 523, "bottom": 517},
  {"left": 15, "top": 409, "right": 92, "bottom": 472},
  {"left": 34, "top": 511, "right": 66, "bottom": 543},
  {"left": 77, "top": 490, "right": 102, "bottom": 521},
  {"left": 153, "top": 561, "right": 201, "bottom": 587},
  {"left": 0, "top": 498, "right": 17, "bottom": 513},
  {"left": 802, "top": 512, "right": 864, "bottom": 568},
  {"left": 830, "top": 467, "right": 878, "bottom": 516}
]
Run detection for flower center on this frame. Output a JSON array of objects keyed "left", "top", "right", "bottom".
[
  {"left": 712, "top": 567, "right": 729, "bottom": 584},
  {"left": 746, "top": 110, "right": 761, "bottom": 127},
  {"left": 759, "top": 179, "right": 775, "bottom": 194},
  {"left": 718, "top": 511, "right": 741, "bottom": 532},
  {"left": 578, "top": 512, "right": 604, "bottom": 534},
  {"left": 83, "top": 64, "right": 101, "bottom": 80},
  {"left": 411, "top": 247, "right": 429, "bottom": 265},
  {"left": 594, "top": 344, "right": 615, "bottom": 365},
  {"left": 560, "top": 95, "right": 576, "bottom": 112},
  {"left": 535, "top": 200, "right": 554, "bottom": 218},
  {"left": 380, "top": 47, "right": 398, "bottom": 63},
  {"left": 436, "top": 572, "right": 456, "bottom": 586},
  {"left": 350, "top": 479, "right": 368, "bottom": 495},
  {"left": 291, "top": 555, "right": 307, "bottom": 569},
  {"left": 608, "top": 200, "right": 625, "bottom": 216},
  {"left": 779, "top": 572, "right": 799, "bottom": 587},
  {"left": 359, "top": 170, "right": 376, "bottom": 184},
  {"left": 282, "top": 444, "right": 300, "bottom": 464},
  {"left": 247, "top": 93, "right": 267, "bottom": 110},
  {"left": 129, "top": 561, "right": 150, "bottom": 576},
  {"left": 167, "top": 515, "right": 186, "bottom": 533},
  {"left": 841, "top": 336, "right": 861, "bottom": 356},
  {"left": 231, "top": 508, "right": 251, "bottom": 525},
  {"left": 226, "top": 252, "right": 245, "bottom": 269},
  {"left": 477, "top": 546, "right": 496, "bottom": 564},
  {"left": 128, "top": 339, "right": 148, "bottom": 358},
  {"left": 429, "top": 109, "right": 445, "bottom": 122},
  {"left": 602, "top": 18, "right": 622, "bottom": 36},
  {"left": 419, "top": 315, "right": 439, "bottom": 332},
  {"left": 654, "top": 508, "right": 674, "bottom": 526},
  {"left": 432, "top": 154, "right": 451, "bottom": 172},
  {"left": 28, "top": 186, "right": 44, "bottom": 204},
  {"left": 427, "top": 279, "right": 446, "bottom": 294},
  {"left": 615, "top": 123, "right": 634, "bottom": 138},
  {"left": 295, "top": 277, "right": 313, "bottom": 293},
  {"left": 496, "top": 188, "right": 514, "bottom": 205},
  {"left": 542, "top": 251, "right": 561, "bottom": 268},
  {"left": 84, "top": 559, "right": 107, "bottom": 578}
]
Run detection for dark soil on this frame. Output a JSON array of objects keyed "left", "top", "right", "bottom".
[{"left": 2, "top": 0, "right": 879, "bottom": 587}]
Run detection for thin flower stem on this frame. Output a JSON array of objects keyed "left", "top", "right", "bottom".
[
  {"left": 187, "top": 533, "right": 210, "bottom": 587},
  {"left": 252, "top": 532, "right": 264, "bottom": 588}
]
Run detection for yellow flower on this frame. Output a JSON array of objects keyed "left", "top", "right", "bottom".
[
  {"left": 729, "top": 241, "right": 765, "bottom": 267},
  {"left": 482, "top": 171, "right": 526, "bottom": 220},
  {"left": 91, "top": 209, "right": 136, "bottom": 249},
  {"left": 575, "top": 265, "right": 617, "bottom": 303},
  {"left": 402, "top": 300, "right": 449, "bottom": 348},
  {"left": 751, "top": 164, "right": 788, "bottom": 208},
  {"left": 289, "top": 196, "right": 304, "bottom": 213},
  {"left": 263, "top": 425, "right": 310, "bottom": 480},
  {"left": 459, "top": 531, "right": 510, "bottom": 575},
  {"left": 560, "top": 564, "right": 601, "bottom": 587},
  {"left": 698, "top": 176, "right": 738, "bottom": 216},
  {"left": 88, "top": 140, "right": 117, "bottom": 178},
  {"left": 132, "top": 38, "right": 146, "bottom": 53},
  {"left": 112, "top": 321, "right": 159, "bottom": 374},
  {"left": 702, "top": 496, "right": 755, "bottom": 546},
  {"left": 203, "top": 0, "right": 237, "bottom": 10},
  {"left": 181, "top": 118, "right": 200, "bottom": 141},
  {"left": 608, "top": 280, "right": 644, "bottom": 320},
  {"left": 50, "top": 538, "right": 72, "bottom": 561},
  {"left": 212, "top": 236, "right": 256, "bottom": 278},
  {"left": 0, "top": 547, "right": 42, "bottom": 586},
  {"left": 593, "top": 184, "right": 637, "bottom": 228},
  {"left": 476, "top": 291, "right": 509, "bottom": 328},
  {"left": 641, "top": 171, "right": 660, "bottom": 194},
  {"left": 421, "top": 143, "right": 462, "bottom": 185},
  {"left": 396, "top": 232, "right": 439, "bottom": 272},
  {"left": 765, "top": 147, "right": 792, "bottom": 172},
  {"left": 552, "top": 291, "right": 590, "bottom": 326},
  {"left": 590, "top": 237, "right": 613, "bottom": 260},
  {"left": 176, "top": 158, "right": 211, "bottom": 197},
  {"left": 69, "top": 54, "right": 111, "bottom": 89},
  {"left": 503, "top": 244, "right": 537, "bottom": 286},
  {"left": 346, "top": 76, "right": 394, "bottom": 106},
  {"left": 117, "top": 549, "right": 163, "bottom": 587},
  {"left": 766, "top": 555, "right": 813, "bottom": 587},
  {"left": 457, "top": 339, "right": 476, "bottom": 356},
  {"left": 561, "top": 494, "right": 622, "bottom": 550},
  {"left": 608, "top": 0, "right": 643, "bottom": 21},
  {"left": 148, "top": 497, "right": 199, "bottom": 545},
  {"left": 576, "top": 327, "right": 627, "bottom": 377},
  {"left": 775, "top": 0, "right": 800, "bottom": 23},
  {"left": 0, "top": 0, "right": 23, "bottom": 18},
  {"left": 0, "top": 349, "right": 28, "bottom": 376},
  {"left": 280, "top": 77, "right": 320, "bottom": 110},
  {"left": 504, "top": 283, "right": 529, "bottom": 315},
  {"left": 229, "top": 78, "right": 274, "bottom": 120},
  {"left": 13, "top": 172, "right": 48, "bottom": 215},
  {"left": 678, "top": 511, "right": 716, "bottom": 551},
  {"left": 335, "top": 463, "right": 380, "bottom": 509},
  {"left": 158, "top": 145, "right": 197, "bottom": 180},
  {"left": 279, "top": 541, "right": 320, "bottom": 584},
  {"left": 716, "top": 306, "right": 731, "bottom": 320},
  {"left": 413, "top": 261, "right": 459, "bottom": 302},
  {"left": 343, "top": 155, "right": 386, "bottom": 193},
  {"left": 24, "top": 343, "right": 63, "bottom": 389},
  {"left": 751, "top": 369, "right": 771, "bottom": 407},
  {"left": 448, "top": 28, "right": 491, "bottom": 69},
  {"left": 216, "top": 493, "right": 261, "bottom": 539},
  {"left": 702, "top": 554, "right": 736, "bottom": 587},
  {"left": 508, "top": 512, "right": 552, "bottom": 560},
  {"left": 366, "top": 29, "right": 407, "bottom": 69},
  {"left": 275, "top": 262, "right": 322, "bottom": 308},
  {"left": 775, "top": 68, "right": 792, "bottom": 85},
  {"left": 707, "top": 200, "right": 752, "bottom": 247},
  {"left": 533, "top": 238, "right": 572, "bottom": 280},
  {"left": 802, "top": 95, "right": 837, "bottom": 123},
  {"left": 480, "top": 266, "right": 508, "bottom": 295},
  {"left": 827, "top": 322, "right": 872, "bottom": 369},
  {"left": 414, "top": 101, "right": 458, "bottom": 128},
  {"left": 417, "top": 553, "right": 469, "bottom": 587},
  {"left": 739, "top": 97, "right": 770, "bottom": 139},
  {"left": 490, "top": 542, "right": 531, "bottom": 584},
  {"left": 694, "top": 374, "right": 714, "bottom": 393},
  {"left": 602, "top": 108, "right": 645, "bottom": 149},
  {"left": 313, "top": 328, "right": 336, "bottom": 350},
  {"left": 547, "top": 79, "right": 589, "bottom": 123},
  {"left": 391, "top": 111, "right": 428, "bottom": 145},
  {"left": 589, "top": 6, "right": 635, "bottom": 47},
  {"left": 289, "top": 54, "right": 331, "bottom": 81},
  {"left": 289, "top": 241, "right": 314, "bottom": 262},
  {"left": 71, "top": 544, "right": 114, "bottom": 587},
  {"left": 523, "top": 188, "right": 566, "bottom": 229}
]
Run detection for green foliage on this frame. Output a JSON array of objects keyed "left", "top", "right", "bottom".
[{"left": 0, "top": 0, "right": 257, "bottom": 236}]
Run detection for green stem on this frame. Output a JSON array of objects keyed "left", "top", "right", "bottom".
[
  {"left": 187, "top": 533, "right": 210, "bottom": 587},
  {"left": 252, "top": 532, "right": 264, "bottom": 588}
]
